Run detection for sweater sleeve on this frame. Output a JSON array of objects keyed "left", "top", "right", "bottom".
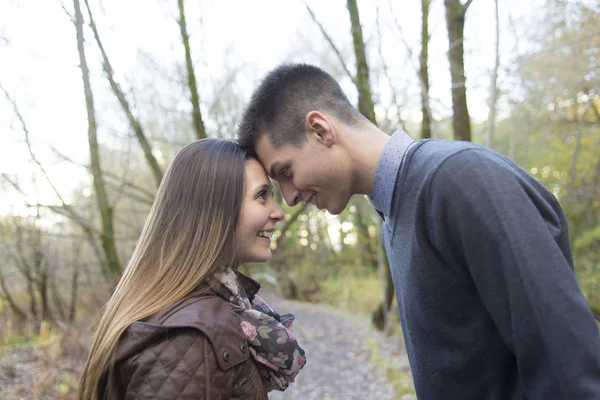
[
  {"left": 428, "top": 148, "right": 600, "bottom": 399},
  {"left": 126, "top": 329, "right": 233, "bottom": 400}
]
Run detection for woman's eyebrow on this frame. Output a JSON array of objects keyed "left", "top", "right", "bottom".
[{"left": 254, "top": 183, "right": 272, "bottom": 192}]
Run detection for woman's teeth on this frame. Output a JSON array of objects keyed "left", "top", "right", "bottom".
[{"left": 258, "top": 230, "right": 273, "bottom": 239}]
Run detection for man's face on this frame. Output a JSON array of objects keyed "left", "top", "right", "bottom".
[{"left": 255, "top": 132, "right": 352, "bottom": 215}]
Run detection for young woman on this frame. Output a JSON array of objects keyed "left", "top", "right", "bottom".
[{"left": 77, "top": 139, "right": 306, "bottom": 399}]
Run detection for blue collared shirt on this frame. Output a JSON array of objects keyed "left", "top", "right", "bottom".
[{"left": 371, "top": 129, "right": 415, "bottom": 218}]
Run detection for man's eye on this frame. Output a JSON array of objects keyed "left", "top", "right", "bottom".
[{"left": 280, "top": 167, "right": 291, "bottom": 178}]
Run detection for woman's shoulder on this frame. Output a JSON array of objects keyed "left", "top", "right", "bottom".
[
  {"left": 148, "top": 291, "right": 237, "bottom": 328},
  {"left": 125, "top": 293, "right": 249, "bottom": 367}
]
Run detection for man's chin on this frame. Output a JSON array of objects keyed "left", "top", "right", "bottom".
[{"left": 324, "top": 201, "right": 348, "bottom": 216}]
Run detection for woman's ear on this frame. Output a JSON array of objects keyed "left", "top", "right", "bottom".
[{"left": 305, "top": 111, "right": 337, "bottom": 146}]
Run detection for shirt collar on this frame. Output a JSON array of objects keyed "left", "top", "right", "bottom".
[{"left": 371, "top": 129, "right": 415, "bottom": 216}]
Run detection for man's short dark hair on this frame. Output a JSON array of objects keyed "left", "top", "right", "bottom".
[{"left": 237, "top": 63, "right": 363, "bottom": 150}]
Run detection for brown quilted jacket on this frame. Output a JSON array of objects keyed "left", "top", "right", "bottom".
[{"left": 99, "top": 274, "right": 268, "bottom": 400}]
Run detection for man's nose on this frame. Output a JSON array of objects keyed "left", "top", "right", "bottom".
[{"left": 280, "top": 182, "right": 300, "bottom": 207}]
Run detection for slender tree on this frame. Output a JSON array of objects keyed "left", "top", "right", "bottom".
[
  {"left": 83, "top": 0, "right": 163, "bottom": 187},
  {"left": 347, "top": 0, "right": 376, "bottom": 124},
  {"left": 420, "top": 0, "right": 432, "bottom": 139},
  {"left": 346, "top": 0, "right": 395, "bottom": 329},
  {"left": 444, "top": 0, "right": 473, "bottom": 141},
  {"left": 74, "top": 0, "right": 122, "bottom": 277},
  {"left": 177, "top": 0, "right": 207, "bottom": 139},
  {"left": 486, "top": 0, "right": 500, "bottom": 148}
]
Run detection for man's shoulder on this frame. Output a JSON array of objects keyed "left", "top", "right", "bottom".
[
  {"left": 408, "top": 140, "right": 515, "bottom": 179},
  {"left": 411, "top": 139, "right": 484, "bottom": 163},
  {"left": 389, "top": 141, "right": 513, "bottom": 211}
]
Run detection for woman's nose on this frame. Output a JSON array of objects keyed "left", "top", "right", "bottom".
[{"left": 271, "top": 201, "right": 285, "bottom": 221}]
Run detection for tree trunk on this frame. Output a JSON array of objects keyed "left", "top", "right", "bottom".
[
  {"left": 444, "top": 0, "right": 472, "bottom": 141},
  {"left": 353, "top": 197, "right": 377, "bottom": 270},
  {"left": 372, "top": 227, "right": 395, "bottom": 330},
  {"left": 420, "top": 0, "right": 432, "bottom": 139},
  {"left": 347, "top": 0, "right": 376, "bottom": 124},
  {"left": 38, "top": 265, "right": 50, "bottom": 321},
  {"left": 486, "top": 0, "right": 500, "bottom": 149},
  {"left": 14, "top": 225, "right": 38, "bottom": 318},
  {"left": 567, "top": 93, "right": 597, "bottom": 243},
  {"left": 83, "top": 0, "right": 163, "bottom": 188},
  {"left": 178, "top": 0, "right": 207, "bottom": 139},
  {"left": 50, "top": 277, "right": 67, "bottom": 320},
  {"left": 346, "top": 0, "right": 396, "bottom": 329},
  {"left": 69, "top": 266, "right": 80, "bottom": 322},
  {"left": 74, "top": 0, "right": 123, "bottom": 277},
  {"left": 0, "top": 273, "right": 27, "bottom": 321}
]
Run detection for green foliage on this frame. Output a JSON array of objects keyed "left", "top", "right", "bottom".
[
  {"left": 488, "top": 0, "right": 600, "bottom": 309},
  {"left": 320, "top": 272, "right": 383, "bottom": 313},
  {"left": 364, "top": 336, "right": 415, "bottom": 398},
  {"left": 574, "top": 225, "right": 600, "bottom": 251}
]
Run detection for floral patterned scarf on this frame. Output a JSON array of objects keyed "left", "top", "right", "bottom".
[{"left": 213, "top": 269, "right": 307, "bottom": 392}]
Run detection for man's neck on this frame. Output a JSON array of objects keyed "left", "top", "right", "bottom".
[{"left": 346, "top": 124, "right": 390, "bottom": 197}]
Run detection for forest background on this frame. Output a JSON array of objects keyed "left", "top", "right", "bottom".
[{"left": 0, "top": 0, "right": 598, "bottom": 397}]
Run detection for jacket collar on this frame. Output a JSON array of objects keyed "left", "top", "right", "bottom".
[{"left": 109, "top": 272, "right": 260, "bottom": 370}]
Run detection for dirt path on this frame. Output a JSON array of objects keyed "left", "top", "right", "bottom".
[{"left": 262, "top": 291, "right": 415, "bottom": 400}]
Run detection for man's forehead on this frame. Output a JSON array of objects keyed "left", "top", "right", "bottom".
[{"left": 255, "top": 134, "right": 280, "bottom": 176}]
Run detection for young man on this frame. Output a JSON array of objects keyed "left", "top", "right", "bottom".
[{"left": 237, "top": 63, "right": 600, "bottom": 399}]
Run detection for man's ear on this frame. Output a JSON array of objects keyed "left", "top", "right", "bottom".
[{"left": 305, "top": 111, "right": 337, "bottom": 147}]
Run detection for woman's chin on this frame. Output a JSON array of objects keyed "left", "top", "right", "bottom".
[{"left": 241, "top": 251, "right": 271, "bottom": 265}]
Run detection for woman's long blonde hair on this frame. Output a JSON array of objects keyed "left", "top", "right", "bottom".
[{"left": 77, "top": 139, "right": 252, "bottom": 399}]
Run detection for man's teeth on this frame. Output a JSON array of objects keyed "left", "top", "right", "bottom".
[{"left": 258, "top": 231, "right": 273, "bottom": 239}]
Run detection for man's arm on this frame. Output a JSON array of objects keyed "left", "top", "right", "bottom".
[{"left": 428, "top": 149, "right": 600, "bottom": 399}]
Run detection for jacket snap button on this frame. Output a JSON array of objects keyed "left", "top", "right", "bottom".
[
  {"left": 223, "top": 351, "right": 230, "bottom": 361},
  {"left": 240, "top": 344, "right": 247, "bottom": 352}
]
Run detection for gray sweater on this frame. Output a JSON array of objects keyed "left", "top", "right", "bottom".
[{"left": 381, "top": 139, "right": 600, "bottom": 399}]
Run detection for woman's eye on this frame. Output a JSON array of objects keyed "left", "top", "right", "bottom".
[{"left": 257, "top": 190, "right": 267, "bottom": 200}]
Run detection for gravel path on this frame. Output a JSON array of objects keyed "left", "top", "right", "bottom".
[{"left": 262, "top": 290, "right": 415, "bottom": 400}]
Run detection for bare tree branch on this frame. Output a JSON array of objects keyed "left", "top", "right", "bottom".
[
  {"left": 375, "top": 7, "right": 405, "bottom": 128},
  {"left": 517, "top": 31, "right": 600, "bottom": 64},
  {"left": 82, "top": 0, "right": 163, "bottom": 187},
  {"left": 462, "top": 0, "right": 474, "bottom": 13},
  {"left": 304, "top": 2, "right": 356, "bottom": 85},
  {"left": 0, "top": 272, "right": 27, "bottom": 320},
  {"left": 486, "top": 0, "right": 500, "bottom": 149},
  {"left": 388, "top": 0, "right": 438, "bottom": 137},
  {"left": 177, "top": 0, "right": 207, "bottom": 139},
  {"left": 49, "top": 146, "right": 155, "bottom": 204},
  {"left": 1, "top": 82, "right": 70, "bottom": 207},
  {"left": 207, "top": 68, "right": 241, "bottom": 115},
  {"left": 0, "top": 84, "right": 109, "bottom": 251}
]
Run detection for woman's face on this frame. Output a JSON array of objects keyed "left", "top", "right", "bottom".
[{"left": 235, "top": 158, "right": 285, "bottom": 264}]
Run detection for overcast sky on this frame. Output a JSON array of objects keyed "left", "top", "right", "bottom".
[{"left": 0, "top": 0, "right": 548, "bottom": 214}]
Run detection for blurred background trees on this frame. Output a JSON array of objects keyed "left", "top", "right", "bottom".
[{"left": 0, "top": 0, "right": 599, "bottom": 363}]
